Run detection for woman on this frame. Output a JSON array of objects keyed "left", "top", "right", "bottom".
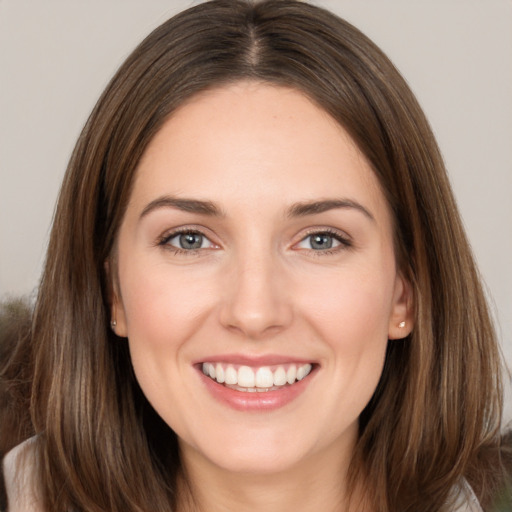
[{"left": 1, "top": 0, "right": 509, "bottom": 510}]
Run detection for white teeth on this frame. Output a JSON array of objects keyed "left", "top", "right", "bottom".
[
  {"left": 202, "top": 362, "right": 216, "bottom": 378},
  {"left": 225, "top": 365, "right": 237, "bottom": 385},
  {"left": 202, "top": 362, "right": 313, "bottom": 389},
  {"left": 238, "top": 366, "right": 255, "bottom": 387},
  {"left": 286, "top": 365, "right": 297, "bottom": 384},
  {"left": 215, "top": 363, "right": 225, "bottom": 383},
  {"left": 255, "top": 367, "right": 274, "bottom": 388},
  {"left": 273, "top": 366, "right": 287, "bottom": 386},
  {"left": 297, "top": 363, "right": 312, "bottom": 381}
]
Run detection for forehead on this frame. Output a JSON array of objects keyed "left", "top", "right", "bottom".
[{"left": 129, "top": 81, "right": 387, "bottom": 220}]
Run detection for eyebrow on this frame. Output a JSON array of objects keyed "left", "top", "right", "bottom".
[
  {"left": 140, "top": 195, "right": 374, "bottom": 222},
  {"left": 286, "top": 199, "right": 375, "bottom": 221},
  {"left": 140, "top": 196, "right": 224, "bottom": 219}
]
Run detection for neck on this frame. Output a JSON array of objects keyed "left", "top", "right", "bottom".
[{"left": 176, "top": 440, "right": 369, "bottom": 512}]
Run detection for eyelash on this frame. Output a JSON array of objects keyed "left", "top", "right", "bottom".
[
  {"left": 157, "top": 228, "right": 215, "bottom": 256},
  {"left": 156, "top": 227, "right": 352, "bottom": 256},
  {"left": 296, "top": 228, "right": 352, "bottom": 256}
]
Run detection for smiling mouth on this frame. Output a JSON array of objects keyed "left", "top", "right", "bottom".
[{"left": 201, "top": 362, "right": 313, "bottom": 392}]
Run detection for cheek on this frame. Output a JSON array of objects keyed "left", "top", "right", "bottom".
[
  {"left": 117, "top": 260, "right": 219, "bottom": 383},
  {"left": 117, "top": 264, "right": 218, "bottom": 425},
  {"left": 297, "top": 264, "right": 394, "bottom": 400},
  {"left": 120, "top": 260, "right": 212, "bottom": 335},
  {"left": 300, "top": 266, "right": 394, "bottom": 344}
]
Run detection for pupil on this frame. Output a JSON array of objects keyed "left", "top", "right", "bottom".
[
  {"left": 311, "top": 234, "right": 332, "bottom": 250},
  {"left": 180, "top": 233, "right": 202, "bottom": 249}
]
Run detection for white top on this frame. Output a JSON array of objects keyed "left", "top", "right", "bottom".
[
  {"left": 3, "top": 438, "right": 42, "bottom": 512},
  {"left": 449, "top": 478, "right": 484, "bottom": 512},
  {"left": 3, "top": 438, "right": 484, "bottom": 512}
]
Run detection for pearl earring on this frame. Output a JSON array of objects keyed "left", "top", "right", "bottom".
[
  {"left": 110, "top": 319, "right": 117, "bottom": 330},
  {"left": 398, "top": 321, "right": 406, "bottom": 328}
]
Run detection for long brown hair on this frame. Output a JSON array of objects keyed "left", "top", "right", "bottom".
[{"left": 8, "top": 0, "right": 506, "bottom": 510}]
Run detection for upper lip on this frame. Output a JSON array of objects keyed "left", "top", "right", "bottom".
[{"left": 193, "top": 354, "right": 317, "bottom": 367}]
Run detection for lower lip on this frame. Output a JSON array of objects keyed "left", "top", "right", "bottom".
[{"left": 198, "top": 368, "right": 315, "bottom": 412}]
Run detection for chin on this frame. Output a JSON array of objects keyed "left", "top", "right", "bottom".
[
  {"left": 180, "top": 425, "right": 314, "bottom": 476},
  {"left": 208, "top": 446, "right": 304, "bottom": 475}
]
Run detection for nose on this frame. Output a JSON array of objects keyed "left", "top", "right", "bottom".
[{"left": 219, "top": 251, "right": 293, "bottom": 339}]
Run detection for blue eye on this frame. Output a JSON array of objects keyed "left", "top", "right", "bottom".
[
  {"left": 162, "top": 231, "right": 213, "bottom": 251},
  {"left": 296, "top": 231, "right": 350, "bottom": 251},
  {"left": 310, "top": 233, "right": 337, "bottom": 250}
]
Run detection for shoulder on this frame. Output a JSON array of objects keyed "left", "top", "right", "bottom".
[
  {"left": 449, "top": 479, "right": 483, "bottom": 512},
  {"left": 3, "top": 437, "right": 44, "bottom": 512}
]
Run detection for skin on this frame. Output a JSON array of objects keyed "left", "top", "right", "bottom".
[{"left": 112, "top": 81, "right": 413, "bottom": 512}]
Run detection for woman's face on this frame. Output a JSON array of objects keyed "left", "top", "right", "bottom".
[{"left": 113, "top": 81, "right": 412, "bottom": 475}]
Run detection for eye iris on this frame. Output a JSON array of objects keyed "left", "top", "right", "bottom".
[
  {"left": 310, "top": 234, "right": 333, "bottom": 250},
  {"left": 179, "top": 233, "right": 203, "bottom": 249}
]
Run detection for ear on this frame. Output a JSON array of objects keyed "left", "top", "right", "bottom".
[
  {"left": 104, "top": 260, "right": 128, "bottom": 338},
  {"left": 388, "top": 271, "right": 414, "bottom": 340}
]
